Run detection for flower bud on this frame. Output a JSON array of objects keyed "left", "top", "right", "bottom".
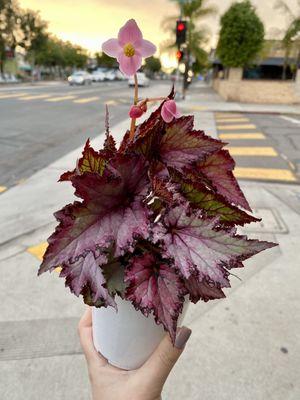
[{"left": 129, "top": 105, "right": 144, "bottom": 119}]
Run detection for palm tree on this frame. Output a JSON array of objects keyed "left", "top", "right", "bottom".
[
  {"left": 162, "top": 0, "right": 217, "bottom": 94},
  {"left": 274, "top": 0, "right": 300, "bottom": 80}
]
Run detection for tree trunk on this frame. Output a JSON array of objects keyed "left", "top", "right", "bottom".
[{"left": 293, "top": 49, "right": 300, "bottom": 81}]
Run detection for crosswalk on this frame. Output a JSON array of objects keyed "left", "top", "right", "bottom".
[
  {"left": 0, "top": 91, "right": 128, "bottom": 105},
  {"left": 215, "top": 112, "right": 297, "bottom": 182}
]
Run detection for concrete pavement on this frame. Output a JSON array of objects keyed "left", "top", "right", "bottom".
[
  {"left": 181, "top": 81, "right": 300, "bottom": 115},
  {"left": 0, "top": 84, "right": 299, "bottom": 400}
]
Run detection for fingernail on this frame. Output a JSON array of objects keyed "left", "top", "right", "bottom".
[{"left": 175, "top": 326, "right": 192, "bottom": 349}]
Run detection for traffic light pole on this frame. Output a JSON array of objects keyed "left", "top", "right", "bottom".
[{"left": 182, "top": 47, "right": 190, "bottom": 100}]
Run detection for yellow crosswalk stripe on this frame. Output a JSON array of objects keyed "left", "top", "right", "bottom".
[
  {"left": 219, "top": 133, "right": 266, "bottom": 140},
  {"left": 234, "top": 167, "right": 297, "bottom": 182},
  {"left": 188, "top": 105, "right": 208, "bottom": 111},
  {"left": 227, "top": 147, "right": 278, "bottom": 156},
  {"left": 215, "top": 118, "right": 250, "bottom": 123},
  {"left": 20, "top": 94, "right": 52, "bottom": 100},
  {"left": 215, "top": 113, "right": 242, "bottom": 118},
  {"left": 0, "top": 186, "right": 7, "bottom": 193},
  {"left": 45, "top": 95, "right": 76, "bottom": 102},
  {"left": 74, "top": 96, "right": 100, "bottom": 104},
  {"left": 0, "top": 92, "right": 27, "bottom": 99},
  {"left": 106, "top": 100, "right": 118, "bottom": 106},
  {"left": 218, "top": 124, "right": 257, "bottom": 130},
  {"left": 27, "top": 242, "right": 61, "bottom": 272}
]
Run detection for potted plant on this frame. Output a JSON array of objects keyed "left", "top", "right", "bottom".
[{"left": 38, "top": 19, "right": 276, "bottom": 370}]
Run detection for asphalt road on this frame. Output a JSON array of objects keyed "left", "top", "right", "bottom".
[
  {"left": 0, "top": 80, "right": 170, "bottom": 189},
  {"left": 0, "top": 80, "right": 299, "bottom": 191}
]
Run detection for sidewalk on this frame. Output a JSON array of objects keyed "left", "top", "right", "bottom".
[
  {"left": 0, "top": 96, "right": 299, "bottom": 400},
  {"left": 180, "top": 81, "right": 300, "bottom": 115}
]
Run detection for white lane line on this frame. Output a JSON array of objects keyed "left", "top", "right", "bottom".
[{"left": 280, "top": 116, "right": 300, "bottom": 125}]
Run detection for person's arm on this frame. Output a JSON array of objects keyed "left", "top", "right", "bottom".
[{"left": 78, "top": 308, "right": 191, "bottom": 400}]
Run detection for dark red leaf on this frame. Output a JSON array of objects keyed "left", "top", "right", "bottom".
[{"left": 125, "top": 253, "right": 185, "bottom": 342}]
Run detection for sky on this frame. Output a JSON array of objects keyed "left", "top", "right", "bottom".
[{"left": 18, "top": 0, "right": 299, "bottom": 69}]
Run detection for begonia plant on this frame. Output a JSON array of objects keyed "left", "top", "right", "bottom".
[{"left": 38, "top": 19, "right": 277, "bottom": 343}]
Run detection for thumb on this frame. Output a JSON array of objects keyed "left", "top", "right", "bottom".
[{"left": 139, "top": 326, "right": 192, "bottom": 386}]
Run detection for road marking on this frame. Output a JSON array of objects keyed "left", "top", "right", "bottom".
[
  {"left": 106, "top": 100, "right": 118, "bottom": 106},
  {"left": 218, "top": 124, "right": 257, "bottom": 130},
  {"left": 188, "top": 105, "right": 208, "bottom": 111},
  {"left": 45, "top": 95, "right": 76, "bottom": 102},
  {"left": 215, "top": 118, "right": 250, "bottom": 123},
  {"left": 0, "top": 186, "right": 7, "bottom": 193},
  {"left": 219, "top": 133, "right": 266, "bottom": 140},
  {"left": 0, "top": 92, "right": 27, "bottom": 99},
  {"left": 227, "top": 146, "right": 278, "bottom": 156},
  {"left": 20, "top": 94, "right": 52, "bottom": 100},
  {"left": 280, "top": 115, "right": 300, "bottom": 125},
  {"left": 27, "top": 242, "right": 48, "bottom": 260},
  {"left": 27, "top": 242, "right": 61, "bottom": 272},
  {"left": 73, "top": 96, "right": 100, "bottom": 104},
  {"left": 234, "top": 167, "right": 297, "bottom": 182},
  {"left": 215, "top": 113, "right": 242, "bottom": 118}
]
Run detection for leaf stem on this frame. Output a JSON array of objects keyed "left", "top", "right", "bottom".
[{"left": 129, "top": 73, "right": 139, "bottom": 140}]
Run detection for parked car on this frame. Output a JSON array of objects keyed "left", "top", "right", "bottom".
[
  {"left": 68, "top": 71, "right": 92, "bottom": 85},
  {"left": 128, "top": 72, "right": 150, "bottom": 87},
  {"left": 91, "top": 70, "right": 105, "bottom": 82},
  {"left": 105, "top": 69, "right": 117, "bottom": 81},
  {"left": 115, "top": 70, "right": 127, "bottom": 81},
  {"left": 0, "top": 73, "right": 20, "bottom": 83}
]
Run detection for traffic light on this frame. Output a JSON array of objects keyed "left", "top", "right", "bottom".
[
  {"left": 176, "top": 20, "right": 187, "bottom": 46},
  {"left": 176, "top": 50, "right": 184, "bottom": 62}
]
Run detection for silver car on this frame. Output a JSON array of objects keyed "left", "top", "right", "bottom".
[{"left": 68, "top": 71, "right": 92, "bottom": 85}]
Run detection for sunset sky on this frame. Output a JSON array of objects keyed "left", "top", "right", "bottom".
[{"left": 18, "top": 0, "right": 299, "bottom": 69}]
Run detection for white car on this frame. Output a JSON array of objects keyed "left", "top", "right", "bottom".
[
  {"left": 128, "top": 72, "right": 149, "bottom": 87},
  {"left": 105, "top": 69, "right": 117, "bottom": 81},
  {"left": 91, "top": 70, "right": 105, "bottom": 82},
  {"left": 68, "top": 71, "right": 92, "bottom": 85},
  {"left": 115, "top": 70, "right": 127, "bottom": 80}
]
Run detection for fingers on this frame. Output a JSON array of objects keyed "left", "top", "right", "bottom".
[
  {"left": 78, "top": 307, "right": 108, "bottom": 366},
  {"left": 139, "top": 326, "right": 192, "bottom": 386}
]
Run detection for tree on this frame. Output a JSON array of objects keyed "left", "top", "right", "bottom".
[
  {"left": 163, "top": 0, "right": 217, "bottom": 95},
  {"left": 0, "top": 0, "right": 20, "bottom": 75},
  {"left": 216, "top": 1, "right": 265, "bottom": 69},
  {"left": 275, "top": 0, "right": 300, "bottom": 80},
  {"left": 34, "top": 37, "right": 88, "bottom": 72},
  {"left": 19, "top": 10, "right": 48, "bottom": 62},
  {"left": 144, "top": 56, "right": 161, "bottom": 76},
  {"left": 95, "top": 52, "right": 118, "bottom": 68}
]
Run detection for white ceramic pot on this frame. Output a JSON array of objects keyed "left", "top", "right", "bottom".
[{"left": 92, "top": 296, "right": 189, "bottom": 370}]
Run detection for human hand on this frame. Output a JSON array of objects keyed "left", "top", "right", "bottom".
[{"left": 78, "top": 308, "right": 192, "bottom": 400}]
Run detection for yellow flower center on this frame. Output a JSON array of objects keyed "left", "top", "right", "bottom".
[{"left": 123, "top": 43, "right": 135, "bottom": 57}]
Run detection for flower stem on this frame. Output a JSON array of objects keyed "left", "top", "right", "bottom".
[{"left": 129, "top": 73, "right": 139, "bottom": 140}]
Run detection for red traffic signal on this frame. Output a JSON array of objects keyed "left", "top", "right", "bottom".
[
  {"left": 176, "top": 50, "right": 184, "bottom": 62},
  {"left": 177, "top": 22, "right": 185, "bottom": 31},
  {"left": 176, "top": 20, "right": 187, "bottom": 46}
]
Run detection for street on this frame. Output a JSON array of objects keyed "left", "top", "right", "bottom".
[
  {"left": 0, "top": 80, "right": 171, "bottom": 190},
  {"left": 0, "top": 81, "right": 299, "bottom": 193}
]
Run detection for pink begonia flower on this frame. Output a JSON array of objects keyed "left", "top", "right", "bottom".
[
  {"left": 161, "top": 100, "right": 181, "bottom": 123},
  {"left": 102, "top": 19, "right": 156, "bottom": 76}
]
